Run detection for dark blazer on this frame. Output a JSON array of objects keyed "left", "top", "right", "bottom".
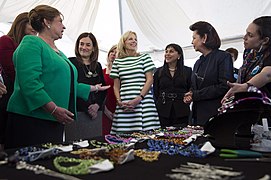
[
  {"left": 69, "top": 57, "right": 106, "bottom": 113},
  {"left": 153, "top": 64, "right": 192, "bottom": 118},
  {"left": 191, "top": 49, "right": 234, "bottom": 125}
]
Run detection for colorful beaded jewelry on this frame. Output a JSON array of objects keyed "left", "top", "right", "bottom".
[
  {"left": 105, "top": 134, "right": 133, "bottom": 144},
  {"left": 53, "top": 156, "right": 103, "bottom": 175},
  {"left": 14, "top": 146, "right": 60, "bottom": 162},
  {"left": 105, "top": 148, "right": 129, "bottom": 164},
  {"left": 146, "top": 139, "right": 206, "bottom": 158},
  {"left": 134, "top": 149, "right": 160, "bottom": 162},
  {"left": 16, "top": 161, "right": 80, "bottom": 180},
  {"left": 71, "top": 148, "right": 104, "bottom": 160},
  {"left": 89, "top": 140, "right": 125, "bottom": 150}
]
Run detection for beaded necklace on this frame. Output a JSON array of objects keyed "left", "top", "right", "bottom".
[
  {"left": 105, "top": 134, "right": 133, "bottom": 144},
  {"left": 89, "top": 140, "right": 125, "bottom": 150},
  {"left": 134, "top": 149, "right": 160, "bottom": 162},
  {"left": 16, "top": 161, "right": 81, "bottom": 180},
  {"left": 53, "top": 156, "right": 103, "bottom": 175},
  {"left": 14, "top": 146, "right": 60, "bottom": 162},
  {"left": 147, "top": 139, "right": 207, "bottom": 158}
]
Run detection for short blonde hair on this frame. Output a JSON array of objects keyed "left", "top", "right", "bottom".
[{"left": 117, "top": 31, "right": 140, "bottom": 58}]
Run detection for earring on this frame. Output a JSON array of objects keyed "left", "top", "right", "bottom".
[
  {"left": 47, "top": 25, "right": 51, "bottom": 29},
  {"left": 258, "top": 44, "right": 263, "bottom": 52}
]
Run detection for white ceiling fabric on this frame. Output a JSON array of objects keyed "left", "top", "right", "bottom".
[{"left": 1, "top": 0, "right": 271, "bottom": 67}]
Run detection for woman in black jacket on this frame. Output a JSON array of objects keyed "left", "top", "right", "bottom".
[
  {"left": 184, "top": 21, "right": 234, "bottom": 126},
  {"left": 153, "top": 43, "right": 192, "bottom": 128}
]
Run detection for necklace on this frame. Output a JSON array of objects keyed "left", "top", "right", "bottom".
[
  {"left": 169, "top": 68, "right": 176, "bottom": 72},
  {"left": 83, "top": 65, "right": 98, "bottom": 78}
]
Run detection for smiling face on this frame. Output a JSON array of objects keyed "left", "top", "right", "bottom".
[
  {"left": 78, "top": 36, "right": 93, "bottom": 59},
  {"left": 243, "top": 22, "right": 262, "bottom": 51},
  {"left": 165, "top": 47, "right": 180, "bottom": 64},
  {"left": 124, "top": 33, "right": 137, "bottom": 52}
]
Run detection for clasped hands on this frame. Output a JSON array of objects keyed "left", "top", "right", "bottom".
[
  {"left": 183, "top": 91, "right": 193, "bottom": 104},
  {"left": 118, "top": 96, "right": 141, "bottom": 112}
]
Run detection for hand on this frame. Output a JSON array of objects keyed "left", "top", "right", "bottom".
[
  {"left": 88, "top": 104, "right": 99, "bottom": 119},
  {"left": 221, "top": 81, "right": 248, "bottom": 104},
  {"left": 95, "top": 83, "right": 110, "bottom": 91},
  {"left": 117, "top": 100, "right": 134, "bottom": 112},
  {"left": 104, "top": 106, "right": 114, "bottom": 120},
  {"left": 125, "top": 96, "right": 141, "bottom": 111},
  {"left": 183, "top": 91, "right": 193, "bottom": 104},
  {"left": 52, "top": 106, "right": 74, "bottom": 124},
  {"left": 0, "top": 82, "right": 7, "bottom": 98}
]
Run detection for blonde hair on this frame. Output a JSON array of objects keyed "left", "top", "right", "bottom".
[{"left": 117, "top": 31, "right": 140, "bottom": 58}]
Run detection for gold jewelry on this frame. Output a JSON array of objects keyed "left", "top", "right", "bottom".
[
  {"left": 134, "top": 149, "right": 160, "bottom": 162},
  {"left": 83, "top": 65, "right": 98, "bottom": 78},
  {"left": 168, "top": 67, "right": 176, "bottom": 72}
]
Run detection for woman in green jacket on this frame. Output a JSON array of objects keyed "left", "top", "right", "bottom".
[{"left": 5, "top": 5, "right": 109, "bottom": 149}]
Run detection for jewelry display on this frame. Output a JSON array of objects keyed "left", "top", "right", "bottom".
[
  {"left": 53, "top": 156, "right": 103, "bottom": 175},
  {"left": 166, "top": 162, "right": 243, "bottom": 180},
  {"left": 134, "top": 149, "right": 160, "bottom": 162},
  {"left": 16, "top": 161, "right": 81, "bottom": 180}
]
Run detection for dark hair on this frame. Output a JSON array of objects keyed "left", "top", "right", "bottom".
[
  {"left": 29, "top": 5, "right": 62, "bottom": 32},
  {"left": 75, "top": 32, "right": 99, "bottom": 71},
  {"left": 7, "top": 12, "right": 30, "bottom": 44},
  {"left": 253, "top": 16, "right": 271, "bottom": 62},
  {"left": 165, "top": 43, "right": 184, "bottom": 67},
  {"left": 253, "top": 16, "right": 271, "bottom": 46},
  {"left": 225, "top": 47, "right": 238, "bottom": 60},
  {"left": 189, "top": 21, "right": 221, "bottom": 50},
  {"left": 160, "top": 43, "right": 186, "bottom": 79}
]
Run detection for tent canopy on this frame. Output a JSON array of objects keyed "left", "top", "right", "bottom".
[{"left": 1, "top": 0, "right": 271, "bottom": 67}]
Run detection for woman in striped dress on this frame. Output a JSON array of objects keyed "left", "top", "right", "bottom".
[{"left": 110, "top": 31, "right": 160, "bottom": 134}]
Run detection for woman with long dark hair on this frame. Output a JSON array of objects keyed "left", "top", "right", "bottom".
[{"left": 153, "top": 43, "right": 192, "bottom": 127}]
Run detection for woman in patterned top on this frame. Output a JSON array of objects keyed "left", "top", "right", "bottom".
[
  {"left": 110, "top": 31, "right": 160, "bottom": 134},
  {"left": 222, "top": 16, "right": 271, "bottom": 101}
]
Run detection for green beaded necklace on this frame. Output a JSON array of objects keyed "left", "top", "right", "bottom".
[{"left": 53, "top": 156, "right": 103, "bottom": 175}]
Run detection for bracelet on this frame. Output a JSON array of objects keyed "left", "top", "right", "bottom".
[
  {"left": 95, "top": 85, "right": 99, "bottom": 93},
  {"left": 51, "top": 106, "right": 58, "bottom": 115},
  {"left": 140, "top": 94, "right": 144, "bottom": 100}
]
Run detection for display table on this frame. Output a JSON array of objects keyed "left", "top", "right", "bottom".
[{"left": 0, "top": 136, "right": 270, "bottom": 180}]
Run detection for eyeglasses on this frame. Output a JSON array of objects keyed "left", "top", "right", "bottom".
[{"left": 195, "top": 73, "right": 204, "bottom": 81}]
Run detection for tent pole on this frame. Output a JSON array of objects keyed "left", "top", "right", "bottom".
[{"left": 118, "top": 0, "right": 123, "bottom": 35}]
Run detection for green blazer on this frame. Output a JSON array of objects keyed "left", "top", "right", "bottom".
[{"left": 7, "top": 35, "right": 91, "bottom": 121}]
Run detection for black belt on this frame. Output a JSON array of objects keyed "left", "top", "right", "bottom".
[{"left": 159, "top": 92, "right": 184, "bottom": 104}]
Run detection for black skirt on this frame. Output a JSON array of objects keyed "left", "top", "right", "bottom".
[{"left": 5, "top": 112, "right": 64, "bottom": 149}]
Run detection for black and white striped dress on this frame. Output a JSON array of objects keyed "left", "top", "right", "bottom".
[{"left": 110, "top": 53, "right": 160, "bottom": 134}]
